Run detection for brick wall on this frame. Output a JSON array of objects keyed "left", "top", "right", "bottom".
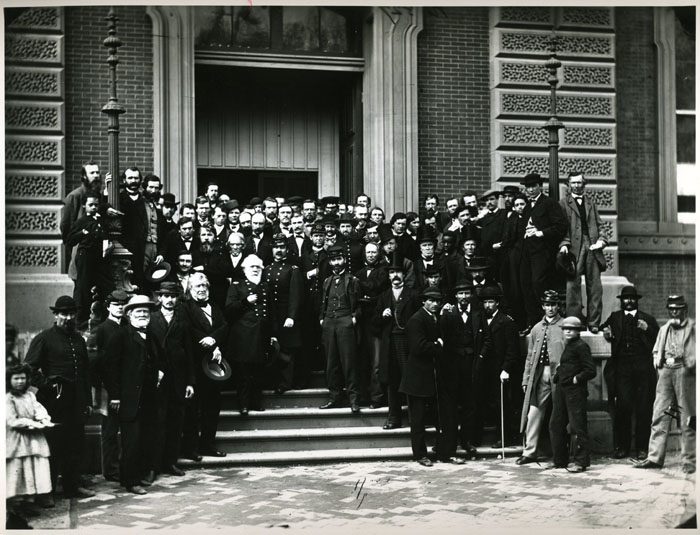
[
  {"left": 417, "top": 7, "right": 491, "bottom": 209},
  {"left": 65, "top": 6, "right": 153, "bottom": 190},
  {"left": 619, "top": 256, "right": 695, "bottom": 320},
  {"left": 615, "top": 8, "right": 658, "bottom": 221}
]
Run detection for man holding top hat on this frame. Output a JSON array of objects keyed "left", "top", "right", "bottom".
[
  {"left": 318, "top": 244, "right": 362, "bottom": 412},
  {"left": 148, "top": 282, "right": 196, "bottom": 477},
  {"left": 104, "top": 294, "right": 160, "bottom": 494},
  {"left": 25, "top": 296, "right": 95, "bottom": 500},
  {"left": 400, "top": 288, "right": 445, "bottom": 466},
  {"left": 635, "top": 294, "right": 696, "bottom": 474},
  {"left": 601, "top": 286, "right": 659, "bottom": 460}
]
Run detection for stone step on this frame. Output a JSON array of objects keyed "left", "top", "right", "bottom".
[
  {"left": 178, "top": 445, "right": 524, "bottom": 467},
  {"left": 220, "top": 388, "right": 331, "bottom": 410},
  {"left": 216, "top": 407, "right": 402, "bottom": 430}
]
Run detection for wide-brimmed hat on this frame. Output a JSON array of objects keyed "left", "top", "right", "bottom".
[
  {"left": 421, "top": 288, "right": 442, "bottom": 301},
  {"left": 479, "top": 285, "right": 503, "bottom": 300},
  {"left": 320, "top": 196, "right": 340, "bottom": 206},
  {"left": 161, "top": 193, "right": 179, "bottom": 207},
  {"left": 49, "top": 295, "right": 78, "bottom": 313},
  {"left": 156, "top": 281, "right": 182, "bottom": 295},
  {"left": 124, "top": 294, "right": 157, "bottom": 313},
  {"left": 464, "top": 257, "right": 491, "bottom": 271},
  {"left": 480, "top": 189, "right": 501, "bottom": 201},
  {"left": 561, "top": 316, "right": 585, "bottom": 330},
  {"left": 201, "top": 355, "right": 232, "bottom": 381},
  {"left": 667, "top": 295, "right": 688, "bottom": 309},
  {"left": 520, "top": 173, "right": 543, "bottom": 186},
  {"left": 556, "top": 251, "right": 577, "bottom": 279},
  {"left": 616, "top": 286, "right": 642, "bottom": 300},
  {"left": 146, "top": 261, "right": 172, "bottom": 284},
  {"left": 541, "top": 289, "right": 560, "bottom": 304}
]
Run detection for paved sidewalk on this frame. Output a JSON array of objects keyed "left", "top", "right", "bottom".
[{"left": 25, "top": 456, "right": 695, "bottom": 530}]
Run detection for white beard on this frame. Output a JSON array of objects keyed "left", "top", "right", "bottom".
[
  {"left": 129, "top": 316, "right": 150, "bottom": 330},
  {"left": 246, "top": 273, "right": 262, "bottom": 285}
]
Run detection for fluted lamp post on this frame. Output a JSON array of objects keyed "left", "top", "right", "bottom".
[
  {"left": 101, "top": 7, "right": 134, "bottom": 294},
  {"left": 543, "top": 34, "right": 564, "bottom": 202}
]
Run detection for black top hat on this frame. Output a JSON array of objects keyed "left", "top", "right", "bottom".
[
  {"left": 327, "top": 244, "right": 344, "bottom": 258},
  {"left": 421, "top": 288, "right": 443, "bottom": 300},
  {"left": 161, "top": 193, "right": 179, "bottom": 206},
  {"left": 271, "top": 233, "right": 288, "bottom": 247},
  {"left": 146, "top": 261, "right": 172, "bottom": 283},
  {"left": 616, "top": 286, "right": 642, "bottom": 300},
  {"left": 520, "top": 173, "right": 543, "bottom": 187},
  {"left": 222, "top": 200, "right": 239, "bottom": 212},
  {"left": 105, "top": 290, "right": 129, "bottom": 304},
  {"left": 461, "top": 224, "right": 480, "bottom": 244},
  {"left": 201, "top": 355, "right": 232, "bottom": 382},
  {"left": 156, "top": 281, "right": 182, "bottom": 295},
  {"left": 417, "top": 226, "right": 438, "bottom": 244},
  {"left": 321, "top": 196, "right": 340, "bottom": 206},
  {"left": 479, "top": 285, "right": 503, "bottom": 299},
  {"left": 321, "top": 214, "right": 339, "bottom": 226},
  {"left": 50, "top": 295, "right": 78, "bottom": 313},
  {"left": 556, "top": 251, "right": 577, "bottom": 279},
  {"left": 387, "top": 254, "right": 406, "bottom": 272},
  {"left": 667, "top": 294, "right": 688, "bottom": 309},
  {"left": 541, "top": 289, "right": 560, "bottom": 304}
]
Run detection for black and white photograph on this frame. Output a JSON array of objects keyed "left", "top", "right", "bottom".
[{"left": 3, "top": 2, "right": 696, "bottom": 531}]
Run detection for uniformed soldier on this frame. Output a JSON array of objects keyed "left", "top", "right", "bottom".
[{"left": 263, "top": 234, "right": 304, "bottom": 393}]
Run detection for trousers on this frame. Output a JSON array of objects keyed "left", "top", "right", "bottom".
[
  {"left": 523, "top": 364, "right": 552, "bottom": 458},
  {"left": 565, "top": 235, "right": 603, "bottom": 328},
  {"left": 101, "top": 409, "right": 121, "bottom": 480},
  {"left": 322, "top": 315, "right": 359, "bottom": 405},
  {"left": 549, "top": 383, "right": 590, "bottom": 467},
  {"left": 407, "top": 395, "right": 433, "bottom": 459},
  {"left": 612, "top": 362, "right": 656, "bottom": 453}
]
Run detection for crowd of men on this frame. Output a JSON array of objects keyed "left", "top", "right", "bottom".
[{"left": 17, "top": 162, "right": 695, "bottom": 499}]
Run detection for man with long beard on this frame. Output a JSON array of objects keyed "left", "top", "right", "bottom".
[
  {"left": 182, "top": 273, "right": 228, "bottom": 458},
  {"left": 224, "top": 255, "right": 272, "bottom": 414}
]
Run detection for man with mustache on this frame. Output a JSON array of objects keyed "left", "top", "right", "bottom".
[{"left": 25, "top": 296, "right": 95, "bottom": 501}]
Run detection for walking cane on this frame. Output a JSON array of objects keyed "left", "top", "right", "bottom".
[{"left": 500, "top": 378, "right": 506, "bottom": 461}]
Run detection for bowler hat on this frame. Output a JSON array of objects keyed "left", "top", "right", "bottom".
[
  {"left": 105, "top": 290, "right": 129, "bottom": 304},
  {"left": 327, "top": 245, "right": 344, "bottom": 259},
  {"left": 667, "top": 295, "right": 688, "bottom": 309},
  {"left": 541, "top": 289, "right": 560, "bottom": 304},
  {"left": 616, "top": 286, "right": 642, "bottom": 300},
  {"left": 520, "top": 173, "right": 543, "bottom": 187},
  {"left": 124, "top": 294, "right": 157, "bottom": 313},
  {"left": 479, "top": 285, "right": 503, "bottom": 300},
  {"left": 502, "top": 185, "right": 521, "bottom": 195},
  {"left": 321, "top": 214, "right": 338, "bottom": 227},
  {"left": 201, "top": 355, "right": 232, "bottom": 382},
  {"left": 556, "top": 251, "right": 577, "bottom": 279},
  {"left": 146, "top": 261, "right": 172, "bottom": 284},
  {"left": 337, "top": 212, "right": 356, "bottom": 225},
  {"left": 161, "top": 193, "right": 179, "bottom": 206},
  {"left": 561, "top": 316, "right": 585, "bottom": 330},
  {"left": 50, "top": 295, "right": 78, "bottom": 313},
  {"left": 454, "top": 279, "right": 474, "bottom": 293},
  {"left": 222, "top": 200, "right": 239, "bottom": 212},
  {"left": 156, "top": 281, "right": 182, "bottom": 295},
  {"left": 421, "top": 288, "right": 443, "bottom": 301}
]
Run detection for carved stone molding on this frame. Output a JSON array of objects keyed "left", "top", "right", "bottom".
[
  {"left": 5, "top": 170, "right": 65, "bottom": 201},
  {"left": 497, "top": 59, "right": 614, "bottom": 90},
  {"left": 6, "top": 135, "right": 64, "bottom": 166},
  {"left": 6, "top": 102, "right": 64, "bottom": 132},
  {"left": 495, "top": 29, "right": 614, "bottom": 59},
  {"left": 599, "top": 215, "right": 618, "bottom": 244},
  {"left": 496, "top": 152, "right": 615, "bottom": 181},
  {"left": 560, "top": 7, "right": 614, "bottom": 30},
  {"left": 6, "top": 66, "right": 63, "bottom": 98},
  {"left": 496, "top": 121, "right": 615, "bottom": 151},
  {"left": 602, "top": 247, "right": 618, "bottom": 275},
  {"left": 8, "top": 7, "right": 63, "bottom": 31},
  {"left": 496, "top": 7, "right": 552, "bottom": 26},
  {"left": 6, "top": 205, "right": 61, "bottom": 235},
  {"left": 6, "top": 240, "right": 63, "bottom": 273},
  {"left": 6, "top": 34, "right": 63, "bottom": 64},
  {"left": 497, "top": 90, "right": 615, "bottom": 119},
  {"left": 556, "top": 185, "right": 617, "bottom": 213},
  {"left": 363, "top": 7, "right": 423, "bottom": 215}
]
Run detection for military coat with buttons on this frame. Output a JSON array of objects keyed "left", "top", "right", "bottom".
[
  {"left": 224, "top": 278, "right": 271, "bottom": 363},
  {"left": 263, "top": 259, "right": 304, "bottom": 349}
]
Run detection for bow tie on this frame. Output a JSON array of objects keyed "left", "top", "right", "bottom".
[
  {"left": 135, "top": 327, "right": 147, "bottom": 333},
  {"left": 625, "top": 311, "right": 636, "bottom": 316},
  {"left": 195, "top": 300, "right": 209, "bottom": 308},
  {"left": 183, "top": 238, "right": 192, "bottom": 242},
  {"left": 460, "top": 307, "right": 469, "bottom": 314}
]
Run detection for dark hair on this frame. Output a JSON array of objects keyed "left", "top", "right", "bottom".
[
  {"left": 390, "top": 212, "right": 407, "bottom": 225},
  {"left": 406, "top": 212, "right": 419, "bottom": 223},
  {"left": 568, "top": 172, "right": 586, "bottom": 182},
  {"left": 195, "top": 196, "right": 209, "bottom": 206},
  {"left": 144, "top": 173, "right": 161, "bottom": 186},
  {"left": 462, "top": 190, "right": 478, "bottom": 200},
  {"left": 424, "top": 194, "right": 439, "bottom": 204},
  {"left": 121, "top": 166, "right": 141, "bottom": 180},
  {"left": 356, "top": 193, "right": 371, "bottom": 204},
  {"left": 80, "top": 161, "right": 99, "bottom": 182},
  {"left": 513, "top": 193, "right": 529, "bottom": 204},
  {"left": 446, "top": 196, "right": 460, "bottom": 205},
  {"left": 180, "top": 203, "right": 195, "bottom": 215},
  {"left": 84, "top": 192, "right": 101, "bottom": 204},
  {"left": 302, "top": 199, "right": 317, "bottom": 207},
  {"left": 178, "top": 216, "right": 194, "bottom": 228},
  {"left": 205, "top": 182, "right": 219, "bottom": 190},
  {"left": 6, "top": 363, "right": 32, "bottom": 391}
]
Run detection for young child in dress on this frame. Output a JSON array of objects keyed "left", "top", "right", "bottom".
[{"left": 6, "top": 364, "right": 54, "bottom": 526}]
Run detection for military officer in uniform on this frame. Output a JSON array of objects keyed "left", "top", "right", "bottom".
[{"left": 263, "top": 233, "right": 304, "bottom": 393}]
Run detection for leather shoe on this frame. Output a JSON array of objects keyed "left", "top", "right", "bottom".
[
  {"left": 636, "top": 450, "right": 648, "bottom": 460},
  {"left": 140, "top": 471, "right": 156, "bottom": 486},
  {"left": 250, "top": 406, "right": 265, "bottom": 412},
  {"left": 201, "top": 449, "right": 227, "bottom": 458},
  {"left": 182, "top": 452, "right": 203, "bottom": 462},
  {"left": 351, "top": 404, "right": 360, "bottom": 414},
  {"left": 369, "top": 402, "right": 384, "bottom": 409},
  {"left": 545, "top": 462, "right": 568, "bottom": 469},
  {"left": 416, "top": 457, "right": 433, "bottom": 467},
  {"left": 515, "top": 455, "right": 538, "bottom": 465},
  {"left": 165, "top": 465, "right": 185, "bottom": 476},
  {"left": 589, "top": 326, "right": 600, "bottom": 334},
  {"left": 383, "top": 421, "right": 401, "bottom": 430},
  {"left": 612, "top": 448, "right": 629, "bottom": 459},
  {"left": 240, "top": 407, "right": 249, "bottom": 416},
  {"left": 439, "top": 456, "right": 466, "bottom": 465},
  {"left": 462, "top": 444, "right": 478, "bottom": 458},
  {"left": 633, "top": 459, "right": 662, "bottom": 469},
  {"left": 126, "top": 485, "right": 147, "bottom": 495},
  {"left": 567, "top": 464, "right": 586, "bottom": 473},
  {"left": 65, "top": 487, "right": 95, "bottom": 499},
  {"left": 319, "top": 400, "right": 341, "bottom": 409}
]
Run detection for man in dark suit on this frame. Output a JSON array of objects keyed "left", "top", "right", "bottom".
[
  {"left": 287, "top": 213, "right": 312, "bottom": 266},
  {"left": 559, "top": 172, "right": 608, "bottom": 333},
  {"left": 477, "top": 189, "right": 509, "bottom": 283},
  {"left": 481, "top": 285, "right": 522, "bottom": 447},
  {"left": 376, "top": 258, "right": 421, "bottom": 427},
  {"left": 318, "top": 245, "right": 362, "bottom": 412},
  {"left": 445, "top": 226, "right": 480, "bottom": 293},
  {"left": 413, "top": 227, "right": 444, "bottom": 292},
  {"left": 162, "top": 216, "right": 201, "bottom": 268},
  {"left": 337, "top": 213, "right": 365, "bottom": 275},
  {"left": 208, "top": 231, "right": 247, "bottom": 309},
  {"left": 519, "top": 172, "right": 568, "bottom": 329},
  {"left": 244, "top": 212, "right": 273, "bottom": 265},
  {"left": 601, "top": 286, "right": 659, "bottom": 459},
  {"left": 263, "top": 234, "right": 304, "bottom": 394},
  {"left": 104, "top": 294, "right": 159, "bottom": 494},
  {"left": 390, "top": 212, "right": 419, "bottom": 262},
  {"left": 148, "top": 282, "right": 195, "bottom": 477},
  {"left": 181, "top": 272, "right": 228, "bottom": 458},
  {"left": 399, "top": 288, "right": 445, "bottom": 466},
  {"left": 224, "top": 255, "right": 272, "bottom": 414},
  {"left": 87, "top": 290, "right": 129, "bottom": 483},
  {"left": 355, "top": 242, "right": 389, "bottom": 407}
]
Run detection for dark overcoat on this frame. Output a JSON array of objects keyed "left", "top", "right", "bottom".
[
  {"left": 399, "top": 307, "right": 442, "bottom": 397},
  {"left": 263, "top": 260, "right": 304, "bottom": 349},
  {"left": 375, "top": 287, "right": 420, "bottom": 384},
  {"left": 224, "top": 278, "right": 271, "bottom": 363}
]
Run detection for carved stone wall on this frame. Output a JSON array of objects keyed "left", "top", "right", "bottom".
[
  {"left": 5, "top": 7, "right": 65, "bottom": 274},
  {"left": 491, "top": 7, "right": 619, "bottom": 274}
]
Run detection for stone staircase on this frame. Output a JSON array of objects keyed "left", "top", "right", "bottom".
[{"left": 179, "top": 371, "right": 523, "bottom": 467}]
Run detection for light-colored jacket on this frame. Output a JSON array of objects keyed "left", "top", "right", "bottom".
[
  {"left": 520, "top": 314, "right": 566, "bottom": 432},
  {"left": 559, "top": 193, "right": 607, "bottom": 270},
  {"left": 653, "top": 318, "right": 695, "bottom": 370}
]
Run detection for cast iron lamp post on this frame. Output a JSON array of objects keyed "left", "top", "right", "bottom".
[{"left": 543, "top": 34, "right": 564, "bottom": 202}]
